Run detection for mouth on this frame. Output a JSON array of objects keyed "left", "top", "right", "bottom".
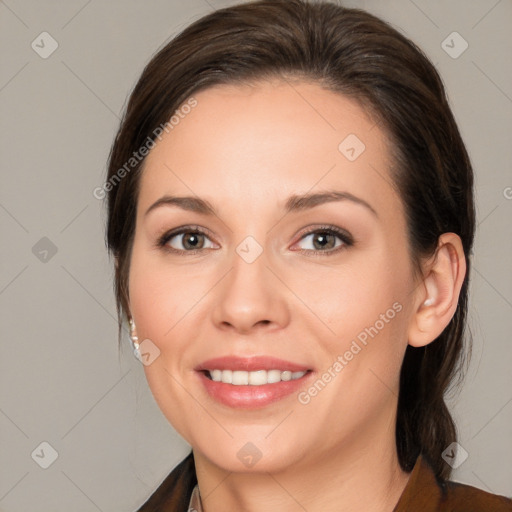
[{"left": 194, "top": 356, "right": 314, "bottom": 409}]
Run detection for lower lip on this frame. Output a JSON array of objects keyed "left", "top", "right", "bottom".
[{"left": 196, "top": 371, "right": 313, "bottom": 409}]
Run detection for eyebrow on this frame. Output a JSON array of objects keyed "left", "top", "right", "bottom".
[{"left": 144, "top": 190, "right": 378, "bottom": 218}]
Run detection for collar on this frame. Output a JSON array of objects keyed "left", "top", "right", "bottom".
[{"left": 188, "top": 482, "right": 203, "bottom": 511}]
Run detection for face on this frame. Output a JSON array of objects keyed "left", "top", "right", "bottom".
[{"left": 128, "top": 79, "right": 420, "bottom": 473}]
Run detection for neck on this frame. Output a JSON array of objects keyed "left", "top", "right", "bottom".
[{"left": 192, "top": 421, "right": 412, "bottom": 512}]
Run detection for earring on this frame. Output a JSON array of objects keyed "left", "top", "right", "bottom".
[
  {"left": 423, "top": 298, "right": 434, "bottom": 307},
  {"left": 129, "top": 317, "right": 141, "bottom": 360}
]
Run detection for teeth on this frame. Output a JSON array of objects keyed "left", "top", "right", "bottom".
[
  {"left": 208, "top": 369, "right": 307, "bottom": 385},
  {"left": 221, "top": 369, "right": 232, "bottom": 384}
]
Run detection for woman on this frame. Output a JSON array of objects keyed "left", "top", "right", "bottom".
[{"left": 104, "top": 1, "right": 512, "bottom": 510}]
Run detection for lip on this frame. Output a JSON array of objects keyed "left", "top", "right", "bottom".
[
  {"left": 195, "top": 356, "right": 314, "bottom": 409},
  {"left": 195, "top": 356, "right": 311, "bottom": 372}
]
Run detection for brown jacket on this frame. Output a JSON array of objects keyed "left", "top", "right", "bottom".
[{"left": 136, "top": 451, "right": 512, "bottom": 511}]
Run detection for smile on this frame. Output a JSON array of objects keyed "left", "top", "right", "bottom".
[
  {"left": 205, "top": 369, "right": 308, "bottom": 385},
  {"left": 195, "top": 355, "right": 314, "bottom": 408}
]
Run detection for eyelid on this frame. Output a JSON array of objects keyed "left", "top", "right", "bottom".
[{"left": 294, "top": 224, "right": 353, "bottom": 244}]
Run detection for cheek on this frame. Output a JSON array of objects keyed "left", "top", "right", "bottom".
[
  {"left": 294, "top": 253, "right": 402, "bottom": 335},
  {"left": 128, "top": 247, "right": 211, "bottom": 440},
  {"left": 296, "top": 246, "right": 411, "bottom": 381},
  {"left": 128, "top": 245, "right": 207, "bottom": 343}
]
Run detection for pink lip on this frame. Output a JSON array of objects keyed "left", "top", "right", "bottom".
[
  {"left": 194, "top": 356, "right": 314, "bottom": 409},
  {"left": 195, "top": 356, "right": 311, "bottom": 372}
]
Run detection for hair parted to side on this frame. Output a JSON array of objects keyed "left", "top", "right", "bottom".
[{"left": 104, "top": 0, "right": 475, "bottom": 481}]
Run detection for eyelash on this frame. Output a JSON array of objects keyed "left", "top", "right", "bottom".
[{"left": 155, "top": 224, "right": 354, "bottom": 256}]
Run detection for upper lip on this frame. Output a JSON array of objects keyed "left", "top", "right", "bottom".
[{"left": 195, "top": 356, "right": 312, "bottom": 372}]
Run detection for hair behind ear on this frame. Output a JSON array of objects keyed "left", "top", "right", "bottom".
[{"left": 397, "top": 275, "right": 471, "bottom": 477}]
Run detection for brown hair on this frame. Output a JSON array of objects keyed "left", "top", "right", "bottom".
[{"left": 104, "top": 0, "right": 475, "bottom": 480}]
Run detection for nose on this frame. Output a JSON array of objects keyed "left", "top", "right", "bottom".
[{"left": 211, "top": 247, "right": 291, "bottom": 335}]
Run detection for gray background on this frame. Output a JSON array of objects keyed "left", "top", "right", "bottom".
[{"left": 1, "top": 0, "right": 511, "bottom": 510}]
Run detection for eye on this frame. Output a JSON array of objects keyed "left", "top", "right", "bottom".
[
  {"left": 292, "top": 225, "right": 353, "bottom": 255},
  {"left": 157, "top": 226, "right": 217, "bottom": 254},
  {"left": 156, "top": 224, "right": 353, "bottom": 256}
]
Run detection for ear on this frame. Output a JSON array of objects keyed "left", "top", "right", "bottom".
[{"left": 408, "top": 233, "right": 467, "bottom": 348}]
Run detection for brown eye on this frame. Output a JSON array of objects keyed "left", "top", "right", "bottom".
[
  {"left": 311, "top": 231, "right": 337, "bottom": 250},
  {"left": 180, "top": 232, "right": 204, "bottom": 250},
  {"left": 157, "top": 227, "right": 217, "bottom": 254},
  {"left": 293, "top": 226, "right": 353, "bottom": 255}
]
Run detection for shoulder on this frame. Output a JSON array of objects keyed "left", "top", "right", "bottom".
[
  {"left": 135, "top": 451, "right": 197, "bottom": 512},
  {"left": 394, "top": 454, "right": 512, "bottom": 512},
  {"left": 440, "top": 479, "right": 512, "bottom": 512}
]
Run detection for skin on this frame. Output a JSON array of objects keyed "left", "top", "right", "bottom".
[{"left": 126, "top": 78, "right": 466, "bottom": 512}]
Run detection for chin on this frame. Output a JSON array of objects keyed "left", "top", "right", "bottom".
[{"left": 192, "top": 434, "right": 302, "bottom": 473}]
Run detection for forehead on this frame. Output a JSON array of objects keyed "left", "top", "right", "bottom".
[{"left": 137, "top": 79, "right": 400, "bottom": 219}]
